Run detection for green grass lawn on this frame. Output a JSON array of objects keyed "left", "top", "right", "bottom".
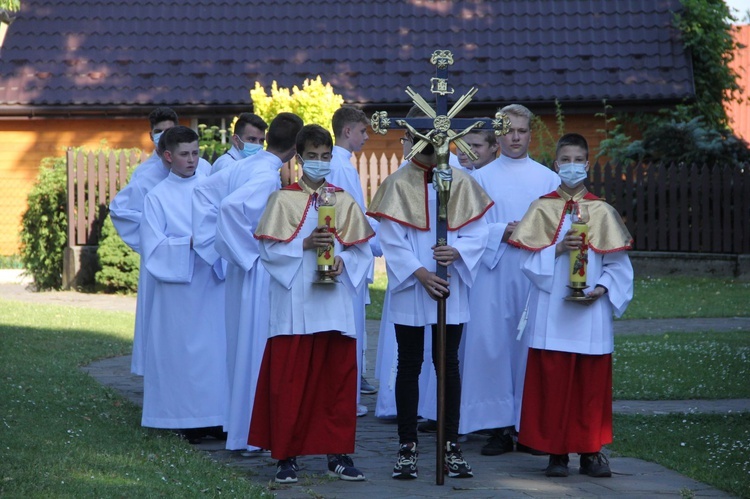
[
  {"left": 622, "top": 276, "right": 750, "bottom": 320},
  {"left": 614, "top": 331, "right": 750, "bottom": 400},
  {"left": 610, "top": 413, "right": 750, "bottom": 499},
  {"left": 0, "top": 301, "right": 265, "bottom": 498}
]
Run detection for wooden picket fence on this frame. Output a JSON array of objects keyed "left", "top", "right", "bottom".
[
  {"left": 66, "top": 149, "right": 750, "bottom": 254},
  {"left": 65, "top": 148, "right": 148, "bottom": 246},
  {"left": 589, "top": 162, "right": 750, "bottom": 254}
]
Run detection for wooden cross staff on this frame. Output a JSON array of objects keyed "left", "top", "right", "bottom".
[{"left": 371, "top": 49, "right": 510, "bottom": 485}]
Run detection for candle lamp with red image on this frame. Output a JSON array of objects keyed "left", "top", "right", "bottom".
[
  {"left": 565, "top": 203, "right": 590, "bottom": 301},
  {"left": 314, "top": 187, "right": 338, "bottom": 284}
]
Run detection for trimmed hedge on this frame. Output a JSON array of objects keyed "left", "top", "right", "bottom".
[
  {"left": 95, "top": 215, "right": 139, "bottom": 293},
  {"left": 19, "top": 157, "right": 68, "bottom": 290}
]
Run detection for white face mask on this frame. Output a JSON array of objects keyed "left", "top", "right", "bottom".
[
  {"left": 302, "top": 160, "right": 331, "bottom": 182},
  {"left": 239, "top": 141, "right": 262, "bottom": 158},
  {"left": 557, "top": 162, "right": 588, "bottom": 188},
  {"left": 152, "top": 131, "right": 163, "bottom": 147}
]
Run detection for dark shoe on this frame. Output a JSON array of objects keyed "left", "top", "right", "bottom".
[
  {"left": 360, "top": 376, "right": 378, "bottom": 394},
  {"left": 417, "top": 419, "right": 437, "bottom": 433},
  {"left": 327, "top": 454, "right": 365, "bottom": 481},
  {"left": 444, "top": 441, "right": 473, "bottom": 478},
  {"left": 275, "top": 457, "right": 299, "bottom": 483},
  {"left": 392, "top": 442, "right": 418, "bottom": 479},
  {"left": 203, "top": 426, "right": 228, "bottom": 440},
  {"left": 481, "top": 429, "right": 514, "bottom": 456},
  {"left": 580, "top": 452, "right": 612, "bottom": 477},
  {"left": 516, "top": 442, "right": 547, "bottom": 455},
  {"left": 179, "top": 428, "right": 203, "bottom": 444},
  {"left": 545, "top": 454, "right": 569, "bottom": 477}
]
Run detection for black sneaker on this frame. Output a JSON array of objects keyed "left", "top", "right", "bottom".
[
  {"left": 392, "top": 442, "right": 418, "bottom": 479},
  {"left": 327, "top": 454, "right": 365, "bottom": 481},
  {"left": 481, "top": 429, "right": 514, "bottom": 456},
  {"left": 444, "top": 441, "right": 473, "bottom": 478},
  {"left": 360, "top": 376, "right": 378, "bottom": 394},
  {"left": 545, "top": 454, "right": 569, "bottom": 477},
  {"left": 417, "top": 419, "right": 437, "bottom": 433},
  {"left": 275, "top": 457, "right": 299, "bottom": 483},
  {"left": 579, "top": 452, "right": 612, "bottom": 477}
]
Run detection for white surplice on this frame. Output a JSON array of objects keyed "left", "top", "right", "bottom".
[
  {"left": 192, "top": 150, "right": 279, "bottom": 275},
  {"left": 139, "top": 171, "right": 227, "bottom": 429},
  {"left": 109, "top": 153, "right": 210, "bottom": 375},
  {"left": 521, "top": 215, "right": 634, "bottom": 355},
  {"left": 213, "top": 160, "right": 281, "bottom": 450},
  {"left": 328, "top": 145, "right": 381, "bottom": 398},
  {"left": 211, "top": 146, "right": 242, "bottom": 175},
  {"left": 259, "top": 194, "right": 373, "bottom": 339},
  {"left": 456, "top": 155, "right": 560, "bottom": 433}
]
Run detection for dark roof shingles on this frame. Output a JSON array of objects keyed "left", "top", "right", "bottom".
[{"left": 0, "top": 0, "right": 694, "bottom": 109}]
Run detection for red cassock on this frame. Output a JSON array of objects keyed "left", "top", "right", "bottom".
[
  {"left": 248, "top": 331, "right": 357, "bottom": 460},
  {"left": 518, "top": 348, "right": 613, "bottom": 455}
]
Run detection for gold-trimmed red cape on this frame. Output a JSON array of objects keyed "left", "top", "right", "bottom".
[
  {"left": 254, "top": 179, "right": 375, "bottom": 245},
  {"left": 366, "top": 161, "right": 494, "bottom": 231},
  {"left": 508, "top": 188, "right": 632, "bottom": 253}
]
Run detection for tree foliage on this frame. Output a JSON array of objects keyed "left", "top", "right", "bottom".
[
  {"left": 250, "top": 76, "right": 344, "bottom": 134},
  {"left": 0, "top": 1, "right": 20, "bottom": 12},
  {"left": 674, "top": 0, "right": 742, "bottom": 130}
]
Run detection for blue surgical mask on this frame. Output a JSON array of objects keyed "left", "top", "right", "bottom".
[
  {"left": 152, "top": 131, "right": 163, "bottom": 147},
  {"left": 302, "top": 160, "right": 331, "bottom": 182},
  {"left": 239, "top": 141, "right": 262, "bottom": 158},
  {"left": 557, "top": 162, "right": 588, "bottom": 188}
]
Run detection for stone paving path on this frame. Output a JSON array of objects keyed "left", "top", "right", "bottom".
[{"left": 1, "top": 275, "right": 747, "bottom": 497}]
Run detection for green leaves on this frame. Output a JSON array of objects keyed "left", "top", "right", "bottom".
[
  {"left": 95, "top": 216, "right": 139, "bottom": 293},
  {"left": 249, "top": 76, "right": 344, "bottom": 134},
  {"left": 19, "top": 157, "right": 67, "bottom": 290}
]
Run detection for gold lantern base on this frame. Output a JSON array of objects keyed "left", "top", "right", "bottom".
[
  {"left": 313, "top": 265, "right": 339, "bottom": 285},
  {"left": 564, "top": 284, "right": 596, "bottom": 303}
]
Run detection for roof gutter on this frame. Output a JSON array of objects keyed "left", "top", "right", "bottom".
[
  {"left": 0, "top": 96, "right": 692, "bottom": 120},
  {"left": 0, "top": 104, "right": 251, "bottom": 119}
]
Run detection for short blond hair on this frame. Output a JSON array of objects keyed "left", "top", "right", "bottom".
[{"left": 499, "top": 104, "right": 533, "bottom": 122}]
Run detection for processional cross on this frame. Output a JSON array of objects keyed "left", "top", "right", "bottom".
[{"left": 371, "top": 50, "right": 510, "bottom": 486}]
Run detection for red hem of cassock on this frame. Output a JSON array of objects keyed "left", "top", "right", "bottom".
[
  {"left": 518, "top": 348, "right": 613, "bottom": 455},
  {"left": 248, "top": 332, "right": 357, "bottom": 460}
]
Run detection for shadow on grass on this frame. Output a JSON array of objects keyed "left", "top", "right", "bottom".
[{"left": 0, "top": 303, "right": 265, "bottom": 498}]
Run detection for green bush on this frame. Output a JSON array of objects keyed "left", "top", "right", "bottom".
[
  {"left": 20, "top": 148, "right": 143, "bottom": 292},
  {"left": 19, "top": 157, "right": 67, "bottom": 290},
  {"left": 198, "top": 123, "right": 230, "bottom": 161},
  {"left": 95, "top": 215, "right": 139, "bottom": 293}
]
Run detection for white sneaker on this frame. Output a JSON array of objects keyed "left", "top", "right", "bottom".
[{"left": 357, "top": 404, "right": 368, "bottom": 417}]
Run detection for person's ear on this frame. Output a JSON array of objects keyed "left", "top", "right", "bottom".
[
  {"left": 163, "top": 150, "right": 173, "bottom": 164},
  {"left": 584, "top": 161, "right": 590, "bottom": 171},
  {"left": 553, "top": 161, "right": 560, "bottom": 172}
]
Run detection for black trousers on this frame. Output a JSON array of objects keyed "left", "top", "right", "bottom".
[{"left": 394, "top": 323, "right": 464, "bottom": 445}]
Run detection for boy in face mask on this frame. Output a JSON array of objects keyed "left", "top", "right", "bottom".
[
  {"left": 508, "top": 133, "right": 634, "bottom": 479},
  {"left": 211, "top": 112, "right": 268, "bottom": 174},
  {"left": 248, "top": 124, "right": 375, "bottom": 484}
]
